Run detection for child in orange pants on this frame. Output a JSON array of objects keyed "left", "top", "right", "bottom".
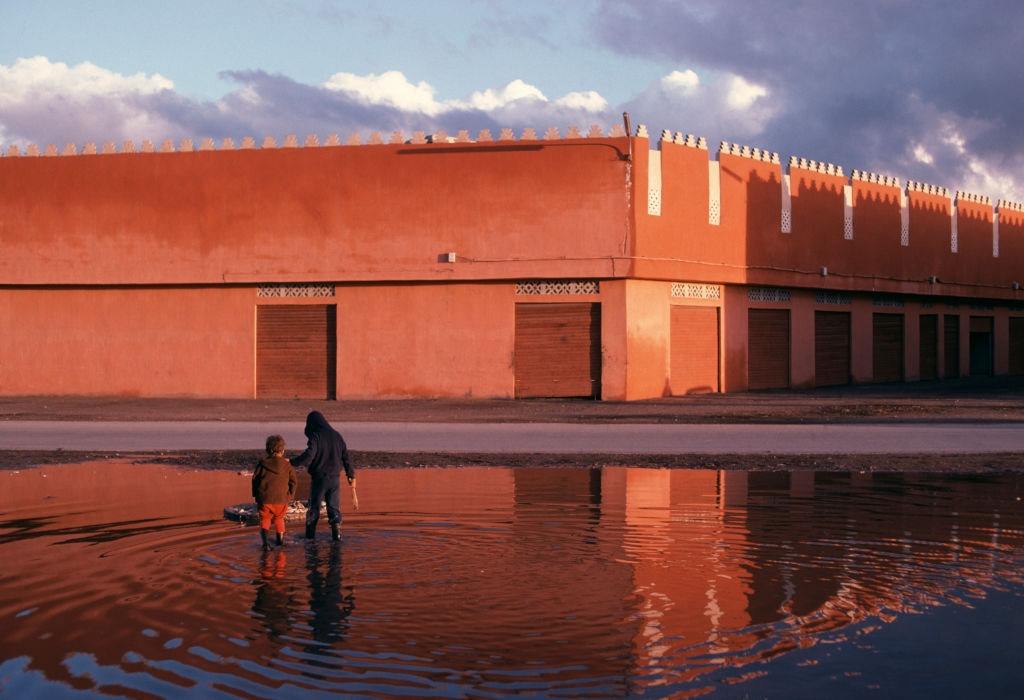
[{"left": 252, "top": 435, "right": 298, "bottom": 549}]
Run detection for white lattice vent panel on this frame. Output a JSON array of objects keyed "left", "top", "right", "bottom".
[
  {"left": 708, "top": 161, "right": 721, "bottom": 226},
  {"left": 647, "top": 150, "right": 662, "bottom": 216},
  {"left": 516, "top": 280, "right": 600, "bottom": 295},
  {"left": 671, "top": 283, "right": 722, "bottom": 300},
  {"left": 872, "top": 296, "right": 905, "bottom": 308},
  {"left": 815, "top": 291, "right": 852, "bottom": 305},
  {"left": 994, "top": 211, "right": 1000, "bottom": 257},
  {"left": 950, "top": 196, "right": 959, "bottom": 253},
  {"left": 257, "top": 283, "right": 335, "bottom": 297},
  {"left": 843, "top": 185, "right": 854, "bottom": 240},
  {"left": 781, "top": 173, "right": 792, "bottom": 233},
  {"left": 748, "top": 287, "right": 791, "bottom": 303},
  {"left": 900, "top": 189, "right": 910, "bottom": 246}
]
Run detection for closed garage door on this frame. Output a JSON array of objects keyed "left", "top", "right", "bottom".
[
  {"left": 257, "top": 304, "right": 336, "bottom": 399},
  {"left": 969, "top": 316, "right": 994, "bottom": 376},
  {"left": 814, "top": 311, "right": 850, "bottom": 387},
  {"left": 944, "top": 314, "right": 960, "bottom": 378},
  {"left": 670, "top": 306, "right": 719, "bottom": 394},
  {"left": 1011, "top": 318, "right": 1024, "bottom": 375},
  {"left": 919, "top": 314, "right": 938, "bottom": 380},
  {"left": 748, "top": 309, "right": 790, "bottom": 390},
  {"left": 515, "top": 303, "right": 601, "bottom": 398},
  {"left": 873, "top": 313, "right": 904, "bottom": 382}
]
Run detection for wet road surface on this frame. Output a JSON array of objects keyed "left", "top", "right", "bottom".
[{"left": 1, "top": 420, "right": 1023, "bottom": 453}]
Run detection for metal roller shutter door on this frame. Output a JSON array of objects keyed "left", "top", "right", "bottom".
[
  {"left": 1011, "top": 318, "right": 1024, "bottom": 375},
  {"left": 872, "top": 313, "right": 904, "bottom": 382},
  {"left": 814, "top": 311, "right": 850, "bottom": 387},
  {"left": 748, "top": 309, "right": 790, "bottom": 390},
  {"left": 515, "top": 303, "right": 601, "bottom": 398},
  {"left": 256, "top": 304, "right": 336, "bottom": 399},
  {"left": 944, "top": 315, "right": 960, "bottom": 378},
  {"left": 670, "top": 306, "right": 720, "bottom": 394},
  {"left": 919, "top": 314, "right": 938, "bottom": 380}
]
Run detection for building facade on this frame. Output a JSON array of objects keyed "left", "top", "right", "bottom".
[{"left": 2, "top": 125, "right": 1022, "bottom": 399}]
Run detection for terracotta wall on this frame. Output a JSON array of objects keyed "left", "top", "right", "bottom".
[
  {"left": 0, "top": 137, "right": 631, "bottom": 286},
  {"left": 0, "top": 286, "right": 254, "bottom": 396},
  {"left": 335, "top": 282, "right": 515, "bottom": 399}
]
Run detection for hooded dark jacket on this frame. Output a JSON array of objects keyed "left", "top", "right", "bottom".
[
  {"left": 291, "top": 411, "right": 354, "bottom": 481},
  {"left": 252, "top": 456, "right": 298, "bottom": 504}
]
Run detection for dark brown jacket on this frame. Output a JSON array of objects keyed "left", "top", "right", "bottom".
[{"left": 252, "top": 456, "right": 297, "bottom": 505}]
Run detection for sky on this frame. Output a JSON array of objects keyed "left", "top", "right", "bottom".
[{"left": 1, "top": 0, "right": 1021, "bottom": 202}]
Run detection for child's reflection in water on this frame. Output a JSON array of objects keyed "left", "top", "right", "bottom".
[{"left": 252, "top": 549, "right": 298, "bottom": 643}]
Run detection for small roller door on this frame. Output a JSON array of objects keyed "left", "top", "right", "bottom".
[
  {"left": 969, "top": 316, "right": 994, "bottom": 376},
  {"left": 670, "top": 306, "right": 719, "bottom": 394},
  {"left": 748, "top": 309, "right": 790, "bottom": 390},
  {"left": 814, "top": 311, "right": 850, "bottom": 387},
  {"left": 257, "top": 304, "right": 336, "bottom": 399},
  {"left": 944, "top": 315, "right": 960, "bottom": 378},
  {"left": 919, "top": 314, "right": 938, "bottom": 380},
  {"left": 872, "top": 313, "right": 904, "bottom": 382},
  {"left": 515, "top": 303, "right": 601, "bottom": 398},
  {"left": 1011, "top": 318, "right": 1024, "bottom": 375}
]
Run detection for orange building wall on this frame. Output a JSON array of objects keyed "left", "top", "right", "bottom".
[
  {"left": 335, "top": 282, "right": 515, "bottom": 399},
  {"left": 0, "top": 286, "right": 254, "bottom": 396}
]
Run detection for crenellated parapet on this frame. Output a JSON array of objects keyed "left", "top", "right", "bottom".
[
  {"left": 996, "top": 199, "right": 1024, "bottom": 213},
  {"left": 719, "top": 141, "right": 780, "bottom": 164},
  {"left": 906, "top": 180, "right": 950, "bottom": 197},
  {"left": 788, "top": 156, "right": 843, "bottom": 177},
  {"left": 850, "top": 169, "right": 900, "bottom": 188},
  {"left": 955, "top": 191, "right": 991, "bottom": 205}
]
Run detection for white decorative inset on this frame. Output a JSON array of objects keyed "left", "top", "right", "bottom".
[
  {"left": 994, "top": 210, "right": 1000, "bottom": 258},
  {"left": 708, "top": 161, "right": 721, "bottom": 226},
  {"left": 516, "top": 280, "right": 600, "bottom": 295},
  {"left": 815, "top": 291, "right": 852, "bottom": 305},
  {"left": 258, "top": 283, "right": 335, "bottom": 298},
  {"left": 648, "top": 149, "right": 662, "bottom": 216},
  {"left": 672, "top": 283, "right": 722, "bottom": 300},
  {"left": 781, "top": 173, "right": 792, "bottom": 233},
  {"left": 748, "top": 287, "right": 791, "bottom": 303},
  {"left": 950, "top": 195, "right": 959, "bottom": 253},
  {"left": 900, "top": 187, "right": 910, "bottom": 246},
  {"left": 843, "top": 184, "right": 854, "bottom": 240}
]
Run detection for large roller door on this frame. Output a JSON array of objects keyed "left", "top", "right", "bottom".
[
  {"left": 969, "top": 316, "right": 994, "bottom": 376},
  {"left": 515, "top": 303, "right": 601, "bottom": 398},
  {"left": 670, "top": 306, "right": 720, "bottom": 394},
  {"left": 872, "top": 313, "right": 904, "bottom": 382},
  {"left": 814, "top": 311, "right": 850, "bottom": 387},
  {"left": 944, "top": 315, "right": 960, "bottom": 378},
  {"left": 919, "top": 314, "right": 938, "bottom": 380},
  {"left": 748, "top": 309, "right": 790, "bottom": 390},
  {"left": 1011, "top": 318, "right": 1024, "bottom": 375},
  {"left": 256, "top": 304, "right": 336, "bottom": 399}
]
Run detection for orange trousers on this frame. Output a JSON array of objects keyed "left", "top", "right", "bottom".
[{"left": 258, "top": 503, "right": 288, "bottom": 533}]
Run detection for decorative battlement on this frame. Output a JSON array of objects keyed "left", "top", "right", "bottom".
[
  {"left": 996, "top": 199, "right": 1024, "bottom": 213},
  {"left": 788, "top": 156, "right": 844, "bottom": 177},
  {"left": 955, "top": 191, "right": 991, "bottom": 205},
  {"left": 0, "top": 124, "right": 623, "bottom": 160},
  {"left": 906, "top": 181, "right": 950, "bottom": 197},
  {"left": 851, "top": 169, "right": 900, "bottom": 188},
  {"left": 659, "top": 130, "right": 708, "bottom": 150},
  {"left": 719, "top": 141, "right": 779, "bottom": 164}
]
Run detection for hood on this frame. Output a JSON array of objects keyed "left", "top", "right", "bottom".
[{"left": 304, "top": 410, "right": 332, "bottom": 438}]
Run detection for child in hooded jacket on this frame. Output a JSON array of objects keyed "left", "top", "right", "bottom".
[{"left": 253, "top": 435, "right": 298, "bottom": 549}]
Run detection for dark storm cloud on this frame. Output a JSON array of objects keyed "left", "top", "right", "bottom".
[{"left": 595, "top": 0, "right": 1024, "bottom": 196}]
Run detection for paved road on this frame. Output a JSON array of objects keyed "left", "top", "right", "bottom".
[{"left": 1, "top": 421, "right": 1022, "bottom": 454}]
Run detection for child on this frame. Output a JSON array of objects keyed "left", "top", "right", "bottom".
[{"left": 252, "top": 435, "right": 298, "bottom": 549}]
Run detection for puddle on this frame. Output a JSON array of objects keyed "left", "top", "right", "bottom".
[{"left": 0, "top": 462, "right": 1022, "bottom": 697}]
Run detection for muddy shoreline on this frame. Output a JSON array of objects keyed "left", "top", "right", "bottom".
[{"left": 2, "top": 449, "right": 1021, "bottom": 472}]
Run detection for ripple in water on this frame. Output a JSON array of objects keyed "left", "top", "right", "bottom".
[{"left": 0, "top": 463, "right": 1022, "bottom": 697}]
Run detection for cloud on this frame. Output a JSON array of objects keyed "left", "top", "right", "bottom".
[
  {"left": 323, "top": 70, "right": 443, "bottom": 115},
  {"left": 592, "top": 0, "right": 1024, "bottom": 202}
]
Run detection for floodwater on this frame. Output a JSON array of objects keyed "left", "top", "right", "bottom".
[{"left": 1, "top": 463, "right": 1022, "bottom": 698}]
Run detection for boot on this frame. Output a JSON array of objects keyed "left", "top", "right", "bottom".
[
  {"left": 331, "top": 523, "right": 341, "bottom": 542},
  {"left": 275, "top": 531, "right": 285, "bottom": 546},
  {"left": 259, "top": 529, "right": 270, "bottom": 550},
  {"left": 305, "top": 523, "right": 316, "bottom": 540}
]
